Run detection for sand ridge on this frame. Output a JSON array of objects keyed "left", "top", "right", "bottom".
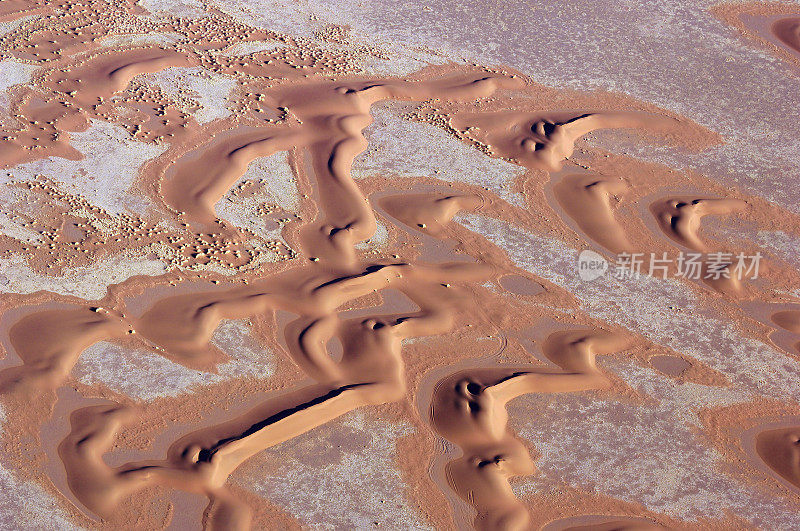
[
  {"left": 755, "top": 425, "right": 800, "bottom": 490},
  {"left": 0, "top": 0, "right": 799, "bottom": 529},
  {"left": 552, "top": 173, "right": 632, "bottom": 254},
  {"left": 649, "top": 197, "right": 747, "bottom": 252},
  {"left": 772, "top": 17, "right": 800, "bottom": 54},
  {"left": 429, "top": 329, "right": 630, "bottom": 530}
]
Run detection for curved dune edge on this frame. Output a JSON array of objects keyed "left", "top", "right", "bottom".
[
  {"left": 711, "top": 3, "right": 800, "bottom": 71},
  {"left": 0, "top": 69, "right": 715, "bottom": 525},
  {"left": 450, "top": 111, "right": 681, "bottom": 172},
  {"left": 1, "top": 48, "right": 192, "bottom": 167},
  {"left": 552, "top": 173, "right": 632, "bottom": 254},
  {"left": 649, "top": 196, "right": 747, "bottom": 252},
  {"left": 755, "top": 426, "right": 800, "bottom": 490},
  {"left": 43, "top": 47, "right": 193, "bottom": 108},
  {"left": 0, "top": 70, "right": 538, "bottom": 526},
  {"left": 0, "top": 67, "right": 793, "bottom": 531},
  {"left": 772, "top": 16, "right": 800, "bottom": 53},
  {"left": 1, "top": 1, "right": 800, "bottom": 529},
  {"left": 429, "top": 329, "right": 630, "bottom": 530},
  {"left": 46, "top": 260, "right": 490, "bottom": 524},
  {"left": 648, "top": 196, "right": 749, "bottom": 296},
  {"left": 771, "top": 309, "right": 800, "bottom": 334},
  {"left": 159, "top": 76, "right": 521, "bottom": 268},
  {"left": 0, "top": 66, "right": 792, "bottom": 531},
  {"left": 769, "top": 308, "right": 800, "bottom": 355},
  {"left": 698, "top": 401, "right": 800, "bottom": 503}
]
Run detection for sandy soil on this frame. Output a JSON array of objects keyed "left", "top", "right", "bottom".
[{"left": 0, "top": 0, "right": 800, "bottom": 529}]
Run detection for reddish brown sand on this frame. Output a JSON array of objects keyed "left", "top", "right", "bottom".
[
  {"left": 0, "top": 1, "right": 799, "bottom": 530},
  {"left": 772, "top": 309, "right": 800, "bottom": 334},
  {"left": 649, "top": 197, "right": 747, "bottom": 252},
  {"left": 772, "top": 17, "right": 800, "bottom": 53},
  {"left": 553, "top": 173, "right": 632, "bottom": 253},
  {"left": 755, "top": 426, "right": 800, "bottom": 490},
  {"left": 429, "top": 330, "right": 630, "bottom": 529},
  {"left": 712, "top": 4, "right": 800, "bottom": 70}
]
